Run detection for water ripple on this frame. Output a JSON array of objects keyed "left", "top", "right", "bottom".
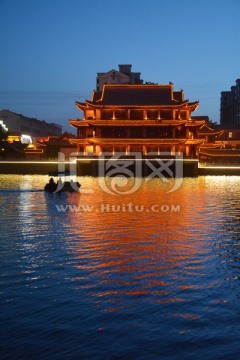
[{"left": 1, "top": 175, "right": 240, "bottom": 359}]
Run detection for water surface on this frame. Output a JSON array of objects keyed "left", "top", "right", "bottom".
[{"left": 1, "top": 175, "right": 240, "bottom": 359}]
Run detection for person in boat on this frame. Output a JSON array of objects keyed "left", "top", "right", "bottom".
[
  {"left": 44, "top": 177, "right": 57, "bottom": 192},
  {"left": 56, "top": 177, "right": 64, "bottom": 191}
]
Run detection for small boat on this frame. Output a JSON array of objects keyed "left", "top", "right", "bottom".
[{"left": 44, "top": 171, "right": 81, "bottom": 193}]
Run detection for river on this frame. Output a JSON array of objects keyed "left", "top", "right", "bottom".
[{"left": 1, "top": 175, "right": 240, "bottom": 359}]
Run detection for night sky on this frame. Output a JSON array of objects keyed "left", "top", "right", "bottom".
[{"left": 1, "top": 0, "right": 239, "bottom": 132}]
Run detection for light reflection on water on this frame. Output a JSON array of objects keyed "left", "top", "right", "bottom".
[{"left": 0, "top": 175, "right": 240, "bottom": 359}]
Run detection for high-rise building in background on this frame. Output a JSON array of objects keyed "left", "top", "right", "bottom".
[
  {"left": 96, "top": 64, "right": 143, "bottom": 91},
  {"left": 220, "top": 79, "right": 240, "bottom": 128}
]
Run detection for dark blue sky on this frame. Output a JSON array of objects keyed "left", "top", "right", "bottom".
[{"left": 1, "top": 0, "right": 239, "bottom": 132}]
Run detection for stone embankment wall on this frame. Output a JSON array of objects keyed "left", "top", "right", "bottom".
[{"left": 0, "top": 160, "right": 199, "bottom": 177}]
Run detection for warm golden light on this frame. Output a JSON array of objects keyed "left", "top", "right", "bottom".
[{"left": 7, "top": 135, "right": 20, "bottom": 143}]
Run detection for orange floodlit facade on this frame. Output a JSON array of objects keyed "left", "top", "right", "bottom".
[{"left": 69, "top": 84, "right": 223, "bottom": 158}]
